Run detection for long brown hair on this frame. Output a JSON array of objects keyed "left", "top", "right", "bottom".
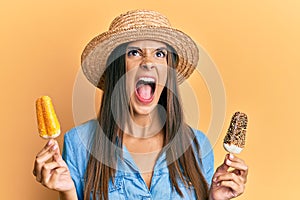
[{"left": 84, "top": 43, "right": 209, "bottom": 199}]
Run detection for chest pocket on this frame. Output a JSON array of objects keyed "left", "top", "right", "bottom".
[
  {"left": 108, "top": 178, "right": 127, "bottom": 200},
  {"left": 91, "top": 179, "right": 127, "bottom": 200},
  {"left": 172, "top": 181, "right": 196, "bottom": 200}
]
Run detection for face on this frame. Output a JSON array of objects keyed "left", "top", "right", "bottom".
[{"left": 125, "top": 40, "right": 168, "bottom": 116}]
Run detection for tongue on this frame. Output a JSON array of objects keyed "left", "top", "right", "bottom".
[{"left": 137, "top": 85, "right": 152, "bottom": 100}]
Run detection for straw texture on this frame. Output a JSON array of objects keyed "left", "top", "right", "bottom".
[{"left": 81, "top": 9, "right": 199, "bottom": 89}]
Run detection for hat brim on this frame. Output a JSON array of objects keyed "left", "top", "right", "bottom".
[{"left": 81, "top": 26, "right": 199, "bottom": 89}]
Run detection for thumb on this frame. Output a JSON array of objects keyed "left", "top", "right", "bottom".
[
  {"left": 212, "top": 156, "right": 230, "bottom": 184},
  {"left": 50, "top": 140, "right": 63, "bottom": 163},
  {"left": 216, "top": 154, "right": 231, "bottom": 173},
  {"left": 53, "top": 151, "right": 63, "bottom": 162},
  {"left": 52, "top": 140, "right": 61, "bottom": 154}
]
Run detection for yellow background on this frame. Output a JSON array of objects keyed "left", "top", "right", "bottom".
[{"left": 1, "top": 0, "right": 299, "bottom": 199}]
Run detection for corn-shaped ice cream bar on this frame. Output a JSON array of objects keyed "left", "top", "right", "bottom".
[
  {"left": 36, "top": 96, "right": 61, "bottom": 139},
  {"left": 223, "top": 112, "right": 248, "bottom": 154}
]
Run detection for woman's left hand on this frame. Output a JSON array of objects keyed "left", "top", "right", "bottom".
[{"left": 209, "top": 153, "right": 248, "bottom": 200}]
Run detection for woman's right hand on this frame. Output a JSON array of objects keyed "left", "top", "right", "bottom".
[{"left": 33, "top": 139, "right": 75, "bottom": 193}]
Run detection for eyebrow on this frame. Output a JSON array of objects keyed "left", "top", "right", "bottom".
[
  {"left": 126, "top": 46, "right": 168, "bottom": 51},
  {"left": 126, "top": 46, "right": 141, "bottom": 51}
]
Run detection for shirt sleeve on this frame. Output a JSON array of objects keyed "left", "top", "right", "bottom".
[{"left": 62, "top": 130, "right": 85, "bottom": 200}]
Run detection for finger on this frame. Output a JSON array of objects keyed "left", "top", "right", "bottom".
[
  {"left": 212, "top": 155, "right": 231, "bottom": 183},
  {"left": 226, "top": 158, "right": 248, "bottom": 172},
  {"left": 47, "top": 167, "right": 69, "bottom": 190},
  {"left": 228, "top": 154, "right": 247, "bottom": 168},
  {"left": 216, "top": 172, "right": 245, "bottom": 197},
  {"left": 36, "top": 139, "right": 56, "bottom": 158},
  {"left": 217, "top": 156, "right": 231, "bottom": 172},
  {"left": 53, "top": 153, "right": 68, "bottom": 168},
  {"left": 40, "top": 162, "right": 61, "bottom": 185},
  {"left": 218, "top": 180, "right": 245, "bottom": 197},
  {"left": 34, "top": 144, "right": 59, "bottom": 181},
  {"left": 226, "top": 154, "right": 248, "bottom": 176},
  {"left": 53, "top": 151, "right": 63, "bottom": 163},
  {"left": 216, "top": 172, "right": 243, "bottom": 185},
  {"left": 231, "top": 169, "right": 248, "bottom": 184},
  {"left": 35, "top": 143, "right": 59, "bottom": 166},
  {"left": 51, "top": 140, "right": 61, "bottom": 155},
  {"left": 228, "top": 153, "right": 244, "bottom": 162}
]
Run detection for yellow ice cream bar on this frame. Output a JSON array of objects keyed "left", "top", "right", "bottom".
[{"left": 36, "top": 96, "right": 61, "bottom": 139}]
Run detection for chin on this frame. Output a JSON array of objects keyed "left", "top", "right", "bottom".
[{"left": 130, "top": 98, "right": 159, "bottom": 116}]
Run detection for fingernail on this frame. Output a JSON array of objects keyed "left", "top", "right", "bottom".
[
  {"left": 229, "top": 153, "right": 234, "bottom": 159},
  {"left": 52, "top": 144, "right": 58, "bottom": 151},
  {"left": 226, "top": 159, "right": 231, "bottom": 165},
  {"left": 217, "top": 182, "right": 220, "bottom": 187},
  {"left": 47, "top": 140, "right": 53, "bottom": 146},
  {"left": 213, "top": 177, "right": 217, "bottom": 182}
]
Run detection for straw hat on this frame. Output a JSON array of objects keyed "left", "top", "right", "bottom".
[{"left": 81, "top": 9, "right": 199, "bottom": 89}]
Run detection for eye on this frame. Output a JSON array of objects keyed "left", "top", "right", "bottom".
[
  {"left": 155, "top": 50, "right": 166, "bottom": 58},
  {"left": 127, "top": 49, "right": 141, "bottom": 57}
]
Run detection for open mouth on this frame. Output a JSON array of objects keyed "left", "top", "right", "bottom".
[{"left": 135, "top": 77, "right": 156, "bottom": 103}]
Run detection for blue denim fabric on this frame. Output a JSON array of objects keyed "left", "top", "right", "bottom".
[{"left": 62, "top": 120, "right": 214, "bottom": 200}]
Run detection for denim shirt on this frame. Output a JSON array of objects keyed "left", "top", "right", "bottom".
[{"left": 62, "top": 120, "right": 214, "bottom": 200}]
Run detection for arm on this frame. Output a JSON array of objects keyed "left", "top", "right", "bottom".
[{"left": 59, "top": 189, "right": 78, "bottom": 200}]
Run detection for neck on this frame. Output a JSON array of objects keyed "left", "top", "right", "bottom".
[
  {"left": 125, "top": 107, "right": 165, "bottom": 138},
  {"left": 133, "top": 114, "right": 152, "bottom": 127}
]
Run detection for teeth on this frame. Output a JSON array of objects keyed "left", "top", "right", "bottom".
[{"left": 138, "top": 77, "right": 155, "bottom": 83}]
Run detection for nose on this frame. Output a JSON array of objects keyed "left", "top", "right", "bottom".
[
  {"left": 141, "top": 63, "right": 154, "bottom": 70},
  {"left": 140, "top": 55, "right": 155, "bottom": 70}
]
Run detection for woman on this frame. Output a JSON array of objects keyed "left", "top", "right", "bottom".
[{"left": 33, "top": 10, "right": 248, "bottom": 200}]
